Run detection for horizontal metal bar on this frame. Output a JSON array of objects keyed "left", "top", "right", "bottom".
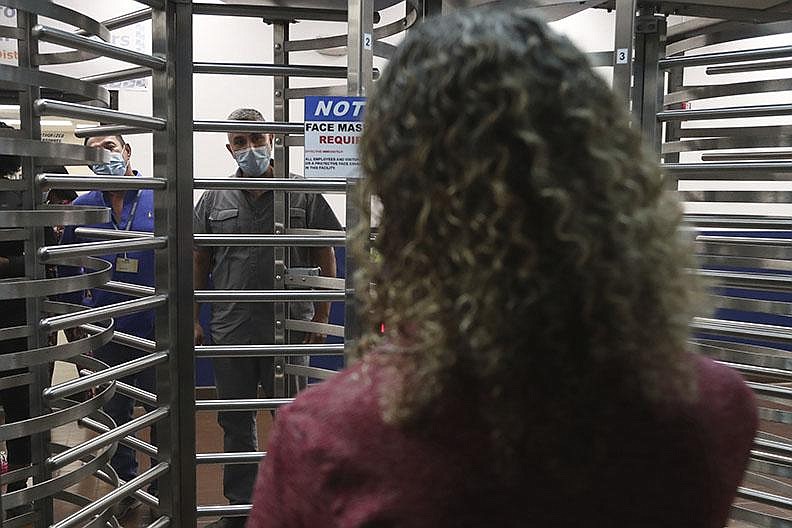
[
  {"left": 192, "top": 3, "right": 348, "bottom": 22},
  {"left": 664, "top": 162, "right": 792, "bottom": 174},
  {"left": 93, "top": 468, "right": 160, "bottom": 509},
  {"left": 717, "top": 361, "right": 792, "bottom": 381},
  {"left": 52, "top": 463, "right": 169, "bottom": 528},
  {"left": 0, "top": 228, "right": 26, "bottom": 242},
  {"left": 100, "top": 280, "right": 156, "bottom": 298},
  {"left": 737, "top": 486, "right": 792, "bottom": 509},
  {"left": 38, "top": 174, "right": 167, "bottom": 191},
  {"left": 707, "top": 59, "right": 792, "bottom": 75},
  {"left": 285, "top": 318, "right": 344, "bottom": 338},
  {"left": 701, "top": 152, "right": 792, "bottom": 162},
  {"left": 195, "top": 398, "right": 293, "bottom": 411},
  {"left": 196, "top": 504, "right": 250, "bottom": 518},
  {"left": 692, "top": 317, "right": 792, "bottom": 344},
  {"left": 74, "top": 124, "right": 153, "bottom": 138},
  {"left": 77, "top": 9, "right": 152, "bottom": 35},
  {"left": 194, "top": 62, "right": 348, "bottom": 78},
  {"left": 39, "top": 237, "right": 167, "bottom": 262},
  {"left": 193, "top": 234, "right": 344, "bottom": 247},
  {"left": 195, "top": 451, "right": 265, "bottom": 465},
  {"left": 194, "top": 177, "right": 346, "bottom": 193},
  {"left": 683, "top": 214, "right": 792, "bottom": 229},
  {"left": 755, "top": 438, "right": 792, "bottom": 456},
  {"left": 79, "top": 416, "right": 158, "bottom": 459},
  {"left": 660, "top": 45, "right": 792, "bottom": 69},
  {"left": 193, "top": 120, "right": 303, "bottom": 134},
  {"left": 111, "top": 377, "right": 158, "bottom": 407},
  {"left": 751, "top": 449, "right": 792, "bottom": 466},
  {"left": 747, "top": 382, "right": 792, "bottom": 400},
  {"left": 82, "top": 323, "right": 156, "bottom": 353},
  {"left": 284, "top": 274, "right": 345, "bottom": 290},
  {"left": 194, "top": 290, "right": 344, "bottom": 302},
  {"left": 284, "top": 363, "right": 337, "bottom": 380},
  {"left": 74, "top": 227, "right": 152, "bottom": 240},
  {"left": 145, "top": 516, "right": 171, "bottom": 528},
  {"left": 40, "top": 294, "right": 168, "bottom": 332},
  {"left": 32, "top": 25, "right": 166, "bottom": 71},
  {"left": 194, "top": 343, "right": 344, "bottom": 358},
  {"left": 82, "top": 66, "right": 152, "bottom": 85},
  {"left": 696, "top": 236, "right": 791, "bottom": 246},
  {"left": 658, "top": 104, "right": 792, "bottom": 122},
  {"left": 44, "top": 351, "right": 168, "bottom": 401},
  {"left": 49, "top": 407, "right": 168, "bottom": 469},
  {"left": 35, "top": 99, "right": 166, "bottom": 130},
  {"left": 697, "top": 269, "right": 792, "bottom": 292}
]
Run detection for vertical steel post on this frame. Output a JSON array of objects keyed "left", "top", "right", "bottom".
[
  {"left": 344, "top": 0, "right": 374, "bottom": 358},
  {"left": 153, "top": 1, "right": 196, "bottom": 525},
  {"left": 613, "top": 0, "right": 637, "bottom": 110},
  {"left": 634, "top": 9, "right": 666, "bottom": 151},
  {"left": 17, "top": 9, "right": 52, "bottom": 527},
  {"left": 272, "top": 21, "right": 288, "bottom": 398}
]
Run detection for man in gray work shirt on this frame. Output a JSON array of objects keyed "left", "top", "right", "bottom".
[{"left": 193, "top": 108, "right": 341, "bottom": 528}]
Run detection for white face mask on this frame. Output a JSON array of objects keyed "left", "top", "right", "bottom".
[{"left": 233, "top": 145, "right": 271, "bottom": 177}]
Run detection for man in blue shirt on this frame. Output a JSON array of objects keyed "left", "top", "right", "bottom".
[{"left": 59, "top": 134, "right": 156, "bottom": 520}]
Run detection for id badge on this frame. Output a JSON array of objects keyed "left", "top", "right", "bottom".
[{"left": 116, "top": 257, "right": 139, "bottom": 273}]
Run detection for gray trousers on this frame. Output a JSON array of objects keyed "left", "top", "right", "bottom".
[{"left": 212, "top": 350, "right": 307, "bottom": 505}]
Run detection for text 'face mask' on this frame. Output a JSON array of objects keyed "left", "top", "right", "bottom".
[
  {"left": 233, "top": 145, "right": 271, "bottom": 177},
  {"left": 90, "top": 151, "right": 128, "bottom": 176}
]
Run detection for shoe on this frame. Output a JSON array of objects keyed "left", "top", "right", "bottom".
[
  {"left": 204, "top": 517, "right": 247, "bottom": 528},
  {"left": 112, "top": 495, "right": 140, "bottom": 521}
]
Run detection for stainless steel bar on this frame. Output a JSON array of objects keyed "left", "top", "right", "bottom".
[
  {"left": 194, "top": 343, "right": 344, "bottom": 358},
  {"left": 32, "top": 25, "right": 166, "bottom": 71},
  {"left": 194, "top": 178, "right": 346, "bottom": 193},
  {"left": 40, "top": 294, "right": 168, "bottom": 332},
  {"left": 51, "top": 463, "right": 169, "bottom": 528},
  {"left": 38, "top": 174, "right": 167, "bottom": 191},
  {"left": 701, "top": 152, "right": 792, "bottom": 161},
  {"left": 74, "top": 227, "right": 152, "bottom": 240},
  {"left": 82, "top": 323, "right": 157, "bottom": 353},
  {"left": 683, "top": 214, "right": 792, "bottom": 229},
  {"left": 284, "top": 274, "right": 346, "bottom": 290},
  {"left": 660, "top": 45, "right": 792, "bottom": 69},
  {"left": 747, "top": 382, "right": 792, "bottom": 400},
  {"left": 664, "top": 162, "right": 792, "bottom": 174},
  {"left": 76, "top": 9, "right": 152, "bottom": 35},
  {"left": 145, "top": 517, "right": 171, "bottom": 528},
  {"left": 110, "top": 378, "right": 158, "bottom": 407},
  {"left": 74, "top": 125, "right": 152, "bottom": 138},
  {"left": 35, "top": 99, "right": 167, "bottom": 130},
  {"left": 100, "top": 280, "right": 156, "bottom": 298},
  {"left": 48, "top": 407, "right": 168, "bottom": 469},
  {"left": 707, "top": 59, "right": 792, "bottom": 75},
  {"left": 193, "top": 120, "right": 303, "bottom": 134},
  {"left": 657, "top": 104, "right": 792, "bottom": 122},
  {"left": 93, "top": 468, "right": 160, "bottom": 507},
  {"left": 737, "top": 487, "right": 792, "bottom": 509},
  {"left": 285, "top": 318, "right": 344, "bottom": 338},
  {"left": 692, "top": 317, "right": 792, "bottom": 344},
  {"left": 193, "top": 234, "right": 345, "bottom": 246},
  {"left": 194, "top": 290, "right": 344, "bottom": 302},
  {"left": 612, "top": 0, "right": 637, "bottom": 102},
  {"left": 38, "top": 237, "right": 167, "bottom": 262},
  {"left": 196, "top": 504, "right": 250, "bottom": 517},
  {"left": 81, "top": 66, "right": 152, "bottom": 86},
  {"left": 696, "top": 236, "right": 791, "bottom": 246},
  {"left": 194, "top": 62, "right": 347, "bottom": 78},
  {"left": 697, "top": 269, "right": 792, "bottom": 292},
  {"left": 191, "top": 3, "right": 347, "bottom": 21},
  {"left": 284, "top": 363, "right": 337, "bottom": 380},
  {"left": 755, "top": 439, "right": 792, "bottom": 456},
  {"left": 43, "top": 351, "right": 168, "bottom": 401},
  {"left": 79, "top": 416, "right": 158, "bottom": 459},
  {"left": 195, "top": 452, "right": 265, "bottom": 465},
  {"left": 0, "top": 228, "right": 27, "bottom": 242},
  {"left": 195, "top": 399, "right": 292, "bottom": 411}
]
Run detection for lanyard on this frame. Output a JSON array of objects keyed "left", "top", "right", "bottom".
[{"left": 111, "top": 190, "right": 142, "bottom": 232}]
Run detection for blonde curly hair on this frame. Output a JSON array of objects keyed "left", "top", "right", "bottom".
[{"left": 356, "top": 7, "right": 700, "bottom": 484}]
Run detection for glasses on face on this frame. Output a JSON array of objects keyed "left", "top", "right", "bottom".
[{"left": 230, "top": 133, "right": 269, "bottom": 151}]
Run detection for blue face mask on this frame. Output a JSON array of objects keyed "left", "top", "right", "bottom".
[
  {"left": 233, "top": 145, "right": 271, "bottom": 177},
  {"left": 90, "top": 151, "right": 128, "bottom": 176}
]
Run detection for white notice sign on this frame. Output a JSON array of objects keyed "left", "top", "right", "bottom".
[{"left": 304, "top": 96, "right": 365, "bottom": 178}]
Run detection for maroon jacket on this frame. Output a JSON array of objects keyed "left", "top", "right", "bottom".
[{"left": 248, "top": 353, "right": 757, "bottom": 528}]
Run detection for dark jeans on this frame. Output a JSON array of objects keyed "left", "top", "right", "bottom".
[
  {"left": 93, "top": 343, "right": 157, "bottom": 493},
  {"left": 212, "top": 342, "right": 306, "bottom": 505}
]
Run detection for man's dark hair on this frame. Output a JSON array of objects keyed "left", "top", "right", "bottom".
[
  {"left": 227, "top": 108, "right": 265, "bottom": 121},
  {"left": 83, "top": 134, "right": 126, "bottom": 147},
  {"left": 0, "top": 121, "right": 21, "bottom": 178}
]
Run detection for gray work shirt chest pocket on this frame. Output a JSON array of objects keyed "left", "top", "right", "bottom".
[
  {"left": 289, "top": 207, "right": 307, "bottom": 228},
  {"left": 209, "top": 208, "right": 239, "bottom": 233}
]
